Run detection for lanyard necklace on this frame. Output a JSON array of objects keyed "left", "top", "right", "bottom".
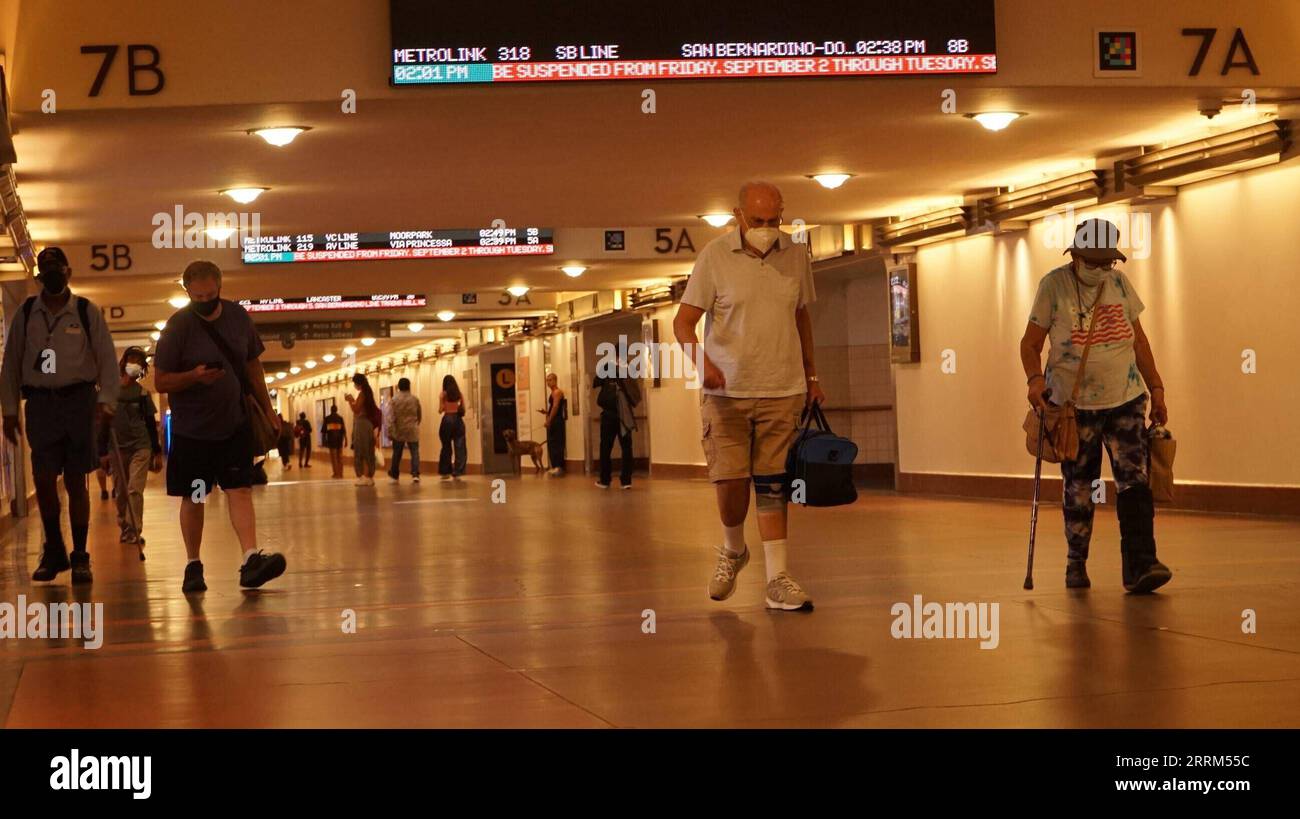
[{"left": 1072, "top": 271, "right": 1104, "bottom": 332}]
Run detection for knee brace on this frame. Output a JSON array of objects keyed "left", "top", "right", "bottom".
[
  {"left": 753, "top": 473, "right": 787, "bottom": 512},
  {"left": 1117, "top": 485, "right": 1155, "bottom": 551}
]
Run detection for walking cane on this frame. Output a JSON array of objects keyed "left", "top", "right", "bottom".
[
  {"left": 1023, "top": 397, "right": 1049, "bottom": 590},
  {"left": 108, "top": 428, "right": 145, "bottom": 561}
]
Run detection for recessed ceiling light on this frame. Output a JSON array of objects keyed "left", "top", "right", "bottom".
[
  {"left": 289, "top": 366, "right": 301, "bottom": 375},
  {"left": 219, "top": 187, "right": 269, "bottom": 204},
  {"left": 965, "top": 112, "right": 1025, "bottom": 131},
  {"left": 153, "top": 320, "right": 167, "bottom": 330},
  {"left": 150, "top": 331, "right": 161, "bottom": 341},
  {"left": 249, "top": 126, "right": 311, "bottom": 147},
  {"left": 276, "top": 372, "right": 287, "bottom": 379},
  {"left": 304, "top": 360, "right": 317, "bottom": 369},
  {"left": 342, "top": 345, "right": 357, "bottom": 356},
  {"left": 808, "top": 173, "right": 854, "bottom": 189},
  {"left": 360, "top": 337, "right": 376, "bottom": 346},
  {"left": 561, "top": 265, "right": 587, "bottom": 278},
  {"left": 407, "top": 322, "right": 425, "bottom": 333},
  {"left": 506, "top": 285, "right": 530, "bottom": 298},
  {"left": 699, "top": 213, "right": 734, "bottom": 227},
  {"left": 168, "top": 295, "right": 190, "bottom": 308},
  {"left": 322, "top": 353, "right": 336, "bottom": 363},
  {"left": 264, "top": 376, "right": 274, "bottom": 384},
  {"left": 436, "top": 310, "right": 456, "bottom": 322},
  {"left": 204, "top": 226, "right": 236, "bottom": 241}
]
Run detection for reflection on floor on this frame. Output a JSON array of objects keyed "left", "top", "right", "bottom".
[{"left": 2, "top": 463, "right": 1298, "bottom": 728}]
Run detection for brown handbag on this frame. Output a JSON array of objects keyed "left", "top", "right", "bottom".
[{"left": 1023, "top": 299, "right": 1101, "bottom": 463}]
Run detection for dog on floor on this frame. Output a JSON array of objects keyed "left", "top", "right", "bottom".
[{"left": 502, "top": 429, "right": 546, "bottom": 475}]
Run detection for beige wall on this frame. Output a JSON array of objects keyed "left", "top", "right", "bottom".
[{"left": 895, "top": 159, "right": 1300, "bottom": 488}]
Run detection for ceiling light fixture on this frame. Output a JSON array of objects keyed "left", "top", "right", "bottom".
[
  {"left": 304, "top": 360, "right": 317, "bottom": 369},
  {"left": 699, "top": 213, "right": 734, "bottom": 227},
  {"left": 360, "top": 337, "right": 376, "bottom": 347},
  {"left": 153, "top": 320, "right": 167, "bottom": 330},
  {"left": 322, "top": 353, "right": 336, "bottom": 363},
  {"left": 561, "top": 265, "right": 587, "bottom": 278},
  {"left": 289, "top": 366, "right": 301, "bottom": 375},
  {"left": 965, "top": 112, "right": 1025, "bottom": 132},
  {"left": 168, "top": 296, "right": 191, "bottom": 308},
  {"left": 506, "top": 285, "right": 530, "bottom": 298},
  {"left": 808, "top": 173, "right": 854, "bottom": 189},
  {"left": 219, "top": 187, "right": 269, "bottom": 204},
  {"left": 150, "top": 331, "right": 161, "bottom": 341},
  {"left": 249, "top": 126, "right": 311, "bottom": 147},
  {"left": 436, "top": 310, "right": 456, "bottom": 322},
  {"left": 204, "top": 226, "right": 236, "bottom": 241},
  {"left": 407, "top": 322, "right": 424, "bottom": 333},
  {"left": 342, "top": 345, "right": 357, "bottom": 356},
  {"left": 264, "top": 376, "right": 274, "bottom": 384}
]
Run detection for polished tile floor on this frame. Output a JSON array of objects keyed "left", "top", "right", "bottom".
[{"left": 2, "top": 464, "right": 1298, "bottom": 728}]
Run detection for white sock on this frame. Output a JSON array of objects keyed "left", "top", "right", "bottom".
[
  {"left": 763, "top": 538, "right": 788, "bottom": 581},
  {"left": 241, "top": 549, "right": 257, "bottom": 566},
  {"left": 722, "top": 523, "right": 746, "bottom": 557},
  {"left": 187, "top": 558, "right": 201, "bottom": 566}
]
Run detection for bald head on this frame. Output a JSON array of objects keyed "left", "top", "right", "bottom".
[{"left": 734, "top": 180, "right": 784, "bottom": 244}]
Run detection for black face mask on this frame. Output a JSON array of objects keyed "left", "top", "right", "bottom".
[
  {"left": 37, "top": 269, "right": 68, "bottom": 295},
  {"left": 191, "top": 296, "right": 220, "bottom": 317}
]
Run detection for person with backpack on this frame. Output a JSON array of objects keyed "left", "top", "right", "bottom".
[
  {"left": 345, "top": 373, "right": 381, "bottom": 487},
  {"left": 276, "top": 412, "right": 294, "bottom": 471},
  {"left": 295, "top": 411, "right": 313, "bottom": 468},
  {"left": 0, "top": 246, "right": 121, "bottom": 584},
  {"left": 323, "top": 403, "right": 347, "bottom": 477},
  {"left": 99, "top": 345, "right": 162, "bottom": 550},
  {"left": 592, "top": 369, "right": 641, "bottom": 489},
  {"left": 673, "top": 181, "right": 824, "bottom": 612}
]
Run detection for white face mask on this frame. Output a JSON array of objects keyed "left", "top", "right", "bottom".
[
  {"left": 124, "top": 363, "right": 144, "bottom": 379},
  {"left": 744, "top": 226, "right": 781, "bottom": 254},
  {"left": 1073, "top": 260, "right": 1109, "bottom": 287}
]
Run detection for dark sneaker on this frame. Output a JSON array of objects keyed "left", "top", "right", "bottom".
[
  {"left": 239, "top": 551, "right": 287, "bottom": 588},
  {"left": 70, "top": 551, "right": 93, "bottom": 585},
  {"left": 1124, "top": 558, "right": 1173, "bottom": 594},
  {"left": 1065, "top": 559, "right": 1091, "bottom": 589},
  {"left": 182, "top": 561, "right": 207, "bottom": 593},
  {"left": 32, "top": 546, "right": 70, "bottom": 582}
]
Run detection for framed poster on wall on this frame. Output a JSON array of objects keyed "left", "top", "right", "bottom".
[{"left": 887, "top": 262, "right": 920, "bottom": 364}]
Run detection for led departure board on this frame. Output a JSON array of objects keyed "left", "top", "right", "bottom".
[
  {"left": 239, "top": 295, "right": 426, "bottom": 313},
  {"left": 241, "top": 228, "right": 554, "bottom": 264},
  {"left": 390, "top": 0, "right": 996, "bottom": 85}
]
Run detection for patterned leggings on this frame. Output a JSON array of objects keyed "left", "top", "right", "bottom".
[{"left": 1060, "top": 394, "right": 1150, "bottom": 562}]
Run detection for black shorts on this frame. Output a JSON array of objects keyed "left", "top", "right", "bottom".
[
  {"left": 166, "top": 423, "right": 256, "bottom": 498},
  {"left": 23, "top": 382, "right": 97, "bottom": 476}
]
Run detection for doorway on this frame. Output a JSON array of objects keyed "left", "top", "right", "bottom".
[{"left": 577, "top": 312, "right": 652, "bottom": 479}]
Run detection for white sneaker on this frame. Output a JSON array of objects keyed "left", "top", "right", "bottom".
[
  {"left": 709, "top": 546, "right": 749, "bottom": 601},
  {"left": 413, "top": 475, "right": 421, "bottom": 483},
  {"left": 354, "top": 478, "right": 366, "bottom": 486},
  {"left": 441, "top": 475, "right": 452, "bottom": 482},
  {"left": 765, "top": 572, "right": 813, "bottom": 611},
  {"left": 595, "top": 481, "right": 610, "bottom": 489}
]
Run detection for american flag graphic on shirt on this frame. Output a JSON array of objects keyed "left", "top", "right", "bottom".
[{"left": 1071, "top": 302, "right": 1132, "bottom": 345}]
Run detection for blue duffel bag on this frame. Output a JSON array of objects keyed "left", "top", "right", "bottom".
[{"left": 785, "top": 403, "right": 858, "bottom": 507}]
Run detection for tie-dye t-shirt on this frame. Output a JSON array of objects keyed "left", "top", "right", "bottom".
[{"left": 1028, "top": 265, "right": 1147, "bottom": 410}]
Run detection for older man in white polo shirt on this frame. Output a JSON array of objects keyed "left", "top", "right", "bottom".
[{"left": 673, "top": 180, "right": 824, "bottom": 611}]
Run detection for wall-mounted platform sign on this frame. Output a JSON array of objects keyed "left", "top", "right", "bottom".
[
  {"left": 390, "top": 0, "right": 995, "bottom": 85},
  {"left": 255, "top": 320, "right": 391, "bottom": 341},
  {"left": 238, "top": 294, "right": 426, "bottom": 313},
  {"left": 240, "top": 229, "right": 554, "bottom": 264}
]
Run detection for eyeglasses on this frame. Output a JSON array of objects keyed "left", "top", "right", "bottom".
[{"left": 1081, "top": 259, "right": 1118, "bottom": 271}]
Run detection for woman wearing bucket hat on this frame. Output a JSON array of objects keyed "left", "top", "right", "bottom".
[{"left": 1018, "top": 218, "right": 1172, "bottom": 593}]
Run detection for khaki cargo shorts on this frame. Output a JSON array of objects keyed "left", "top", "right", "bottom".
[{"left": 700, "top": 393, "right": 806, "bottom": 483}]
